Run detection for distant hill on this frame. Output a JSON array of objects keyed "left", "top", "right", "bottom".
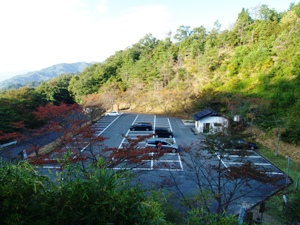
[{"left": 0, "top": 62, "right": 93, "bottom": 90}]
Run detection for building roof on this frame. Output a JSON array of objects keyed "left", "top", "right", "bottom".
[{"left": 192, "top": 109, "right": 219, "bottom": 121}]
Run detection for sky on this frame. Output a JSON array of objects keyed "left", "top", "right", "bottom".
[{"left": 0, "top": 0, "right": 294, "bottom": 82}]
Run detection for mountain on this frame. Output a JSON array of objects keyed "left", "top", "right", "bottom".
[
  {"left": 0, "top": 70, "right": 30, "bottom": 82},
  {"left": 0, "top": 62, "right": 93, "bottom": 90}
]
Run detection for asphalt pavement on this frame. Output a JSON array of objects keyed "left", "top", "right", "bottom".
[{"left": 0, "top": 112, "right": 290, "bottom": 216}]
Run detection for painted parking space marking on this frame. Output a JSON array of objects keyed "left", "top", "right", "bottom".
[
  {"left": 93, "top": 116, "right": 120, "bottom": 136},
  {"left": 113, "top": 152, "right": 183, "bottom": 171},
  {"left": 217, "top": 149, "right": 285, "bottom": 176},
  {"left": 113, "top": 115, "right": 183, "bottom": 171},
  {"left": 227, "top": 162, "right": 271, "bottom": 166},
  {"left": 68, "top": 115, "right": 122, "bottom": 155},
  {"left": 225, "top": 155, "right": 262, "bottom": 158}
]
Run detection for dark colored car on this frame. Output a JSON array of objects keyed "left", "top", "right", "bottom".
[
  {"left": 130, "top": 122, "right": 153, "bottom": 131},
  {"left": 154, "top": 127, "right": 173, "bottom": 138},
  {"left": 227, "top": 140, "right": 258, "bottom": 150}
]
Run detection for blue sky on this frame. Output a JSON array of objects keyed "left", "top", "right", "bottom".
[{"left": 0, "top": 0, "right": 294, "bottom": 81}]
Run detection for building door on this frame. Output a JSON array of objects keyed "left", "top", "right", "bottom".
[{"left": 203, "top": 123, "right": 210, "bottom": 133}]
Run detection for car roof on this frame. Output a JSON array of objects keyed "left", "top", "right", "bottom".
[
  {"left": 147, "top": 138, "right": 170, "bottom": 141},
  {"left": 155, "top": 127, "right": 170, "bottom": 130}
]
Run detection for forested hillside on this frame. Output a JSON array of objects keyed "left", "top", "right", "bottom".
[
  {"left": 1, "top": 2, "right": 300, "bottom": 145},
  {"left": 67, "top": 3, "right": 300, "bottom": 144}
]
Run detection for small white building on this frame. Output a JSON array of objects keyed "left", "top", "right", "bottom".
[{"left": 192, "top": 109, "right": 229, "bottom": 134}]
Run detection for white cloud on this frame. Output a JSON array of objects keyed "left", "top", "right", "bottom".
[
  {"left": 0, "top": 0, "right": 173, "bottom": 74},
  {"left": 96, "top": 0, "right": 108, "bottom": 14}
]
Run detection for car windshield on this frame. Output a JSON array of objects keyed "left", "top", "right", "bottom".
[{"left": 164, "top": 139, "right": 173, "bottom": 144}]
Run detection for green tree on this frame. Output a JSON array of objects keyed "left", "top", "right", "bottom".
[
  {"left": 173, "top": 25, "right": 192, "bottom": 44},
  {"left": 0, "top": 161, "right": 169, "bottom": 225},
  {"left": 233, "top": 8, "right": 253, "bottom": 45},
  {"left": 37, "top": 74, "right": 74, "bottom": 104},
  {"left": 176, "top": 128, "right": 279, "bottom": 216}
]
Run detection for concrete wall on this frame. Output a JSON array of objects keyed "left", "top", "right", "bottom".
[{"left": 195, "top": 116, "right": 228, "bottom": 133}]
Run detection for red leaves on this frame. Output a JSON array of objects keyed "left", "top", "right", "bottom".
[
  {"left": 226, "top": 162, "right": 280, "bottom": 185},
  {"left": 0, "top": 131, "right": 20, "bottom": 142},
  {"left": 35, "top": 103, "right": 80, "bottom": 121},
  {"left": 105, "top": 134, "right": 165, "bottom": 168}
]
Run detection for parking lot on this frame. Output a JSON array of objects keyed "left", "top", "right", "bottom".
[
  {"left": 36, "top": 112, "right": 288, "bottom": 214},
  {"left": 93, "top": 113, "right": 184, "bottom": 171},
  {"left": 39, "top": 112, "right": 287, "bottom": 180},
  {"left": 71, "top": 113, "right": 284, "bottom": 184}
]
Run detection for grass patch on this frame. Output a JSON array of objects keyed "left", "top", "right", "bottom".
[
  {"left": 257, "top": 147, "right": 300, "bottom": 182},
  {"left": 257, "top": 147, "right": 300, "bottom": 224}
]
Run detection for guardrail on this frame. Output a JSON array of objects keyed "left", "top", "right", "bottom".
[{"left": 0, "top": 141, "right": 17, "bottom": 149}]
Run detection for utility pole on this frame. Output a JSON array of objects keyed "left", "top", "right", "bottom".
[
  {"left": 286, "top": 156, "right": 291, "bottom": 189},
  {"left": 274, "top": 117, "right": 284, "bottom": 156},
  {"left": 282, "top": 156, "right": 291, "bottom": 209},
  {"left": 296, "top": 172, "right": 300, "bottom": 189}
]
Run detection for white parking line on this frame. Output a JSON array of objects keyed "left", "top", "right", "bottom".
[
  {"left": 97, "top": 116, "right": 120, "bottom": 136},
  {"left": 113, "top": 115, "right": 184, "bottom": 171},
  {"left": 226, "top": 162, "right": 271, "bottom": 166},
  {"left": 113, "top": 167, "right": 183, "bottom": 171},
  {"left": 140, "top": 159, "right": 181, "bottom": 163},
  {"left": 177, "top": 153, "right": 184, "bottom": 170},
  {"left": 150, "top": 152, "right": 154, "bottom": 168},
  {"left": 37, "top": 166, "right": 61, "bottom": 169},
  {"left": 66, "top": 115, "right": 122, "bottom": 157},
  {"left": 226, "top": 155, "right": 261, "bottom": 158},
  {"left": 265, "top": 172, "right": 284, "bottom": 175},
  {"left": 215, "top": 153, "right": 229, "bottom": 169}
]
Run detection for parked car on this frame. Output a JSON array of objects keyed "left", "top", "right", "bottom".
[
  {"left": 154, "top": 127, "right": 173, "bottom": 138},
  {"left": 145, "top": 138, "right": 178, "bottom": 153},
  {"left": 105, "top": 111, "right": 122, "bottom": 116},
  {"left": 130, "top": 122, "right": 153, "bottom": 131},
  {"left": 227, "top": 139, "right": 258, "bottom": 150}
]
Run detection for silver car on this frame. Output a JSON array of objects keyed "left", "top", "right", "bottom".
[{"left": 145, "top": 138, "right": 178, "bottom": 153}]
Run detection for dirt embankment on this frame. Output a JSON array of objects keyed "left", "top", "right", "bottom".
[{"left": 250, "top": 127, "right": 300, "bottom": 163}]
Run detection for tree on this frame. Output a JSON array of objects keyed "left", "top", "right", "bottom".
[
  {"left": 29, "top": 102, "right": 106, "bottom": 167},
  {"left": 173, "top": 25, "right": 192, "bottom": 44},
  {"left": 0, "top": 97, "right": 22, "bottom": 134},
  {"left": 37, "top": 74, "right": 75, "bottom": 104},
  {"left": 172, "top": 130, "right": 280, "bottom": 216},
  {"left": 258, "top": 5, "right": 280, "bottom": 21},
  {"left": 99, "top": 83, "right": 120, "bottom": 111},
  {"left": 233, "top": 8, "right": 253, "bottom": 45},
  {"left": 186, "top": 207, "right": 239, "bottom": 225},
  {"left": 0, "top": 161, "right": 169, "bottom": 225},
  {"left": 81, "top": 93, "right": 105, "bottom": 122},
  {"left": 105, "top": 134, "right": 166, "bottom": 170}
]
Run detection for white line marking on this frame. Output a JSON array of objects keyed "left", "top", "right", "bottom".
[
  {"left": 115, "top": 115, "right": 184, "bottom": 171},
  {"left": 264, "top": 172, "right": 284, "bottom": 175},
  {"left": 215, "top": 153, "right": 229, "bottom": 168},
  {"left": 226, "top": 162, "right": 271, "bottom": 166},
  {"left": 143, "top": 159, "right": 181, "bottom": 163},
  {"left": 37, "top": 166, "right": 61, "bottom": 169},
  {"left": 113, "top": 167, "right": 183, "bottom": 171},
  {"left": 225, "top": 155, "right": 261, "bottom": 158},
  {"left": 97, "top": 116, "right": 120, "bottom": 136},
  {"left": 150, "top": 152, "right": 154, "bottom": 169},
  {"left": 177, "top": 153, "right": 184, "bottom": 170},
  {"left": 118, "top": 115, "right": 139, "bottom": 149}
]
